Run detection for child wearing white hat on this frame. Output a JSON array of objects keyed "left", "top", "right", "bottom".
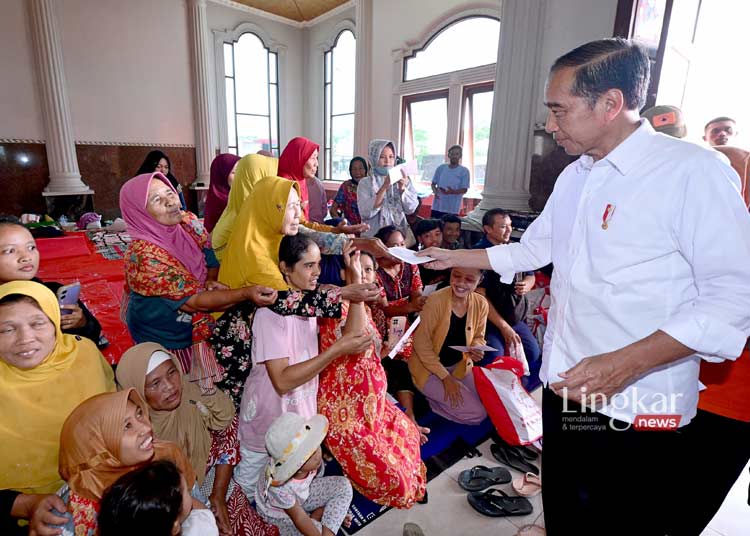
[{"left": 256, "top": 413, "right": 353, "bottom": 536}]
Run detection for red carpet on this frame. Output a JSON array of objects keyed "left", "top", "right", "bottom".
[
  {"left": 35, "top": 233, "right": 92, "bottom": 260},
  {"left": 36, "top": 234, "right": 133, "bottom": 364}
]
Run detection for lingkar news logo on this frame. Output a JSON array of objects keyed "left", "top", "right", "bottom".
[{"left": 561, "top": 387, "right": 683, "bottom": 431}]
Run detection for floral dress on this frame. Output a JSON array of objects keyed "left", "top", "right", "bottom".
[
  {"left": 201, "top": 415, "right": 279, "bottom": 536},
  {"left": 210, "top": 286, "right": 343, "bottom": 408},
  {"left": 317, "top": 304, "right": 427, "bottom": 508}
]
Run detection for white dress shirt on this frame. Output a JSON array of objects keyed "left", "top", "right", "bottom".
[{"left": 487, "top": 120, "right": 750, "bottom": 425}]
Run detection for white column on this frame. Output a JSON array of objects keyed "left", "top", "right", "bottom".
[
  {"left": 466, "top": 0, "right": 546, "bottom": 226},
  {"left": 28, "top": 0, "right": 91, "bottom": 194},
  {"left": 353, "top": 0, "right": 373, "bottom": 157},
  {"left": 187, "top": 0, "right": 217, "bottom": 185}
]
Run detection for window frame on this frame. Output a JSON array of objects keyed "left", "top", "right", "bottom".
[
  {"left": 323, "top": 29, "right": 356, "bottom": 181},
  {"left": 459, "top": 81, "right": 495, "bottom": 190},
  {"left": 400, "top": 89, "right": 450, "bottom": 185},
  {"left": 402, "top": 15, "right": 500, "bottom": 83},
  {"left": 393, "top": 8, "right": 500, "bottom": 193},
  {"left": 213, "top": 22, "right": 285, "bottom": 156}
]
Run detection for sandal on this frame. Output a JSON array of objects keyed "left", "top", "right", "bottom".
[
  {"left": 512, "top": 472, "right": 542, "bottom": 497},
  {"left": 491, "top": 443, "right": 540, "bottom": 475},
  {"left": 492, "top": 431, "right": 539, "bottom": 461},
  {"left": 467, "top": 488, "right": 533, "bottom": 517},
  {"left": 458, "top": 465, "right": 512, "bottom": 491}
]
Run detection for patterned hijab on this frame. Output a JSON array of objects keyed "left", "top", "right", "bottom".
[
  {"left": 218, "top": 176, "right": 300, "bottom": 291},
  {"left": 211, "top": 154, "right": 279, "bottom": 260},
  {"left": 116, "top": 342, "right": 234, "bottom": 485},
  {"left": 278, "top": 137, "right": 319, "bottom": 219},
  {"left": 203, "top": 153, "right": 240, "bottom": 233},
  {"left": 58, "top": 389, "right": 195, "bottom": 501},
  {"left": 120, "top": 172, "right": 207, "bottom": 283},
  {"left": 0, "top": 281, "right": 115, "bottom": 494}
]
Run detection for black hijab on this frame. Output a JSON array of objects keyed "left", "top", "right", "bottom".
[{"left": 136, "top": 150, "right": 186, "bottom": 209}]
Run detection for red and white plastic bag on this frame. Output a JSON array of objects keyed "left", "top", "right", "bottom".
[{"left": 472, "top": 357, "right": 543, "bottom": 446}]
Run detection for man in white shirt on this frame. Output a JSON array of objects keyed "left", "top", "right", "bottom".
[{"left": 418, "top": 38, "right": 750, "bottom": 535}]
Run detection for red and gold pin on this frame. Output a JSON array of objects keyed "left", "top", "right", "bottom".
[{"left": 601, "top": 204, "right": 615, "bottom": 230}]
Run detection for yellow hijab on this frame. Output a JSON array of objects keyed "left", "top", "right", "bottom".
[
  {"left": 218, "top": 176, "right": 299, "bottom": 291},
  {"left": 116, "top": 342, "right": 235, "bottom": 485},
  {"left": 212, "top": 154, "right": 278, "bottom": 261},
  {"left": 0, "top": 281, "right": 115, "bottom": 494}
]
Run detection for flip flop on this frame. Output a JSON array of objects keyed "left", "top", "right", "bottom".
[
  {"left": 458, "top": 465, "right": 512, "bottom": 491},
  {"left": 491, "top": 443, "right": 540, "bottom": 475},
  {"left": 467, "top": 488, "right": 533, "bottom": 517},
  {"left": 403, "top": 522, "right": 425, "bottom": 536},
  {"left": 492, "top": 432, "right": 539, "bottom": 461},
  {"left": 512, "top": 472, "right": 542, "bottom": 497}
]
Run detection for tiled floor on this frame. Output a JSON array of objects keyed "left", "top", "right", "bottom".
[
  {"left": 355, "top": 438, "right": 544, "bottom": 536},
  {"left": 354, "top": 385, "right": 750, "bottom": 536}
]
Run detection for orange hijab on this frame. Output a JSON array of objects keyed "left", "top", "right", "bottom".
[{"left": 58, "top": 389, "right": 195, "bottom": 501}]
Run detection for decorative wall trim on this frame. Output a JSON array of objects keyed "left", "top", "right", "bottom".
[
  {"left": 0, "top": 138, "right": 46, "bottom": 144},
  {"left": 74, "top": 141, "right": 196, "bottom": 147},
  {"left": 207, "top": 0, "right": 354, "bottom": 29},
  {"left": 0, "top": 139, "right": 196, "bottom": 147},
  {"left": 317, "top": 19, "right": 356, "bottom": 52}
]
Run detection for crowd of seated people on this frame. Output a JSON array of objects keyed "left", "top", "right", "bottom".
[{"left": 0, "top": 137, "right": 547, "bottom": 536}]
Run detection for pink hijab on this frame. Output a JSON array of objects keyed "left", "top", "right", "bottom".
[
  {"left": 119, "top": 173, "right": 207, "bottom": 283},
  {"left": 204, "top": 153, "right": 240, "bottom": 233}
]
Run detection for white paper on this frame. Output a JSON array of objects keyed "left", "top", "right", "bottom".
[
  {"left": 422, "top": 283, "right": 439, "bottom": 296},
  {"left": 388, "top": 159, "right": 419, "bottom": 182},
  {"left": 388, "top": 246, "right": 434, "bottom": 265},
  {"left": 387, "top": 316, "right": 421, "bottom": 359},
  {"left": 447, "top": 344, "right": 499, "bottom": 353}
]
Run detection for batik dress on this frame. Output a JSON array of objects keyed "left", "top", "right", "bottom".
[{"left": 317, "top": 304, "right": 427, "bottom": 508}]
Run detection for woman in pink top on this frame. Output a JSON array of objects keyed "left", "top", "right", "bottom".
[{"left": 235, "top": 233, "right": 372, "bottom": 499}]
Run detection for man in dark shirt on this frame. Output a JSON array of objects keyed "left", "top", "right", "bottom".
[
  {"left": 473, "top": 208, "right": 541, "bottom": 388},
  {"left": 414, "top": 219, "right": 450, "bottom": 288}
]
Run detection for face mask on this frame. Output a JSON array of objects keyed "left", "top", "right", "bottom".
[{"left": 373, "top": 165, "right": 391, "bottom": 176}]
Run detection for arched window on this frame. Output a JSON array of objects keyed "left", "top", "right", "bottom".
[
  {"left": 223, "top": 32, "right": 279, "bottom": 156},
  {"left": 399, "top": 14, "right": 499, "bottom": 192},
  {"left": 404, "top": 17, "right": 500, "bottom": 81},
  {"left": 323, "top": 29, "right": 356, "bottom": 181}
]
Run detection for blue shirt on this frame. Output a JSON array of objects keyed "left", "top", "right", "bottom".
[{"left": 431, "top": 164, "right": 470, "bottom": 214}]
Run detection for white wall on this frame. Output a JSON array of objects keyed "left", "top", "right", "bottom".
[
  {"left": 0, "top": 0, "right": 46, "bottom": 140},
  {"left": 207, "top": 2, "right": 305, "bottom": 150},
  {"left": 59, "top": 0, "right": 195, "bottom": 144},
  {"left": 534, "top": 0, "right": 619, "bottom": 124}
]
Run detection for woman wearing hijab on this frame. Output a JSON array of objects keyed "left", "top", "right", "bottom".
[
  {"left": 0, "top": 280, "right": 114, "bottom": 529},
  {"left": 331, "top": 156, "right": 368, "bottom": 225},
  {"left": 204, "top": 154, "right": 241, "bottom": 233},
  {"left": 136, "top": 150, "right": 187, "bottom": 210},
  {"left": 57, "top": 389, "right": 199, "bottom": 535},
  {"left": 357, "top": 139, "right": 419, "bottom": 238},
  {"left": 211, "top": 154, "right": 279, "bottom": 262},
  {"left": 116, "top": 342, "right": 278, "bottom": 536},
  {"left": 120, "top": 172, "right": 276, "bottom": 392},
  {"left": 317, "top": 248, "right": 427, "bottom": 509},
  {"left": 278, "top": 137, "right": 368, "bottom": 235}
]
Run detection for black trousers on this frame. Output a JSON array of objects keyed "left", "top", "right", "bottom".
[
  {"left": 679, "top": 409, "right": 750, "bottom": 531},
  {"left": 541, "top": 388, "right": 705, "bottom": 536}
]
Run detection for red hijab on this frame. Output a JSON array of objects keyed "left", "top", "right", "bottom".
[
  {"left": 203, "top": 153, "right": 240, "bottom": 233},
  {"left": 278, "top": 137, "right": 319, "bottom": 219}
]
